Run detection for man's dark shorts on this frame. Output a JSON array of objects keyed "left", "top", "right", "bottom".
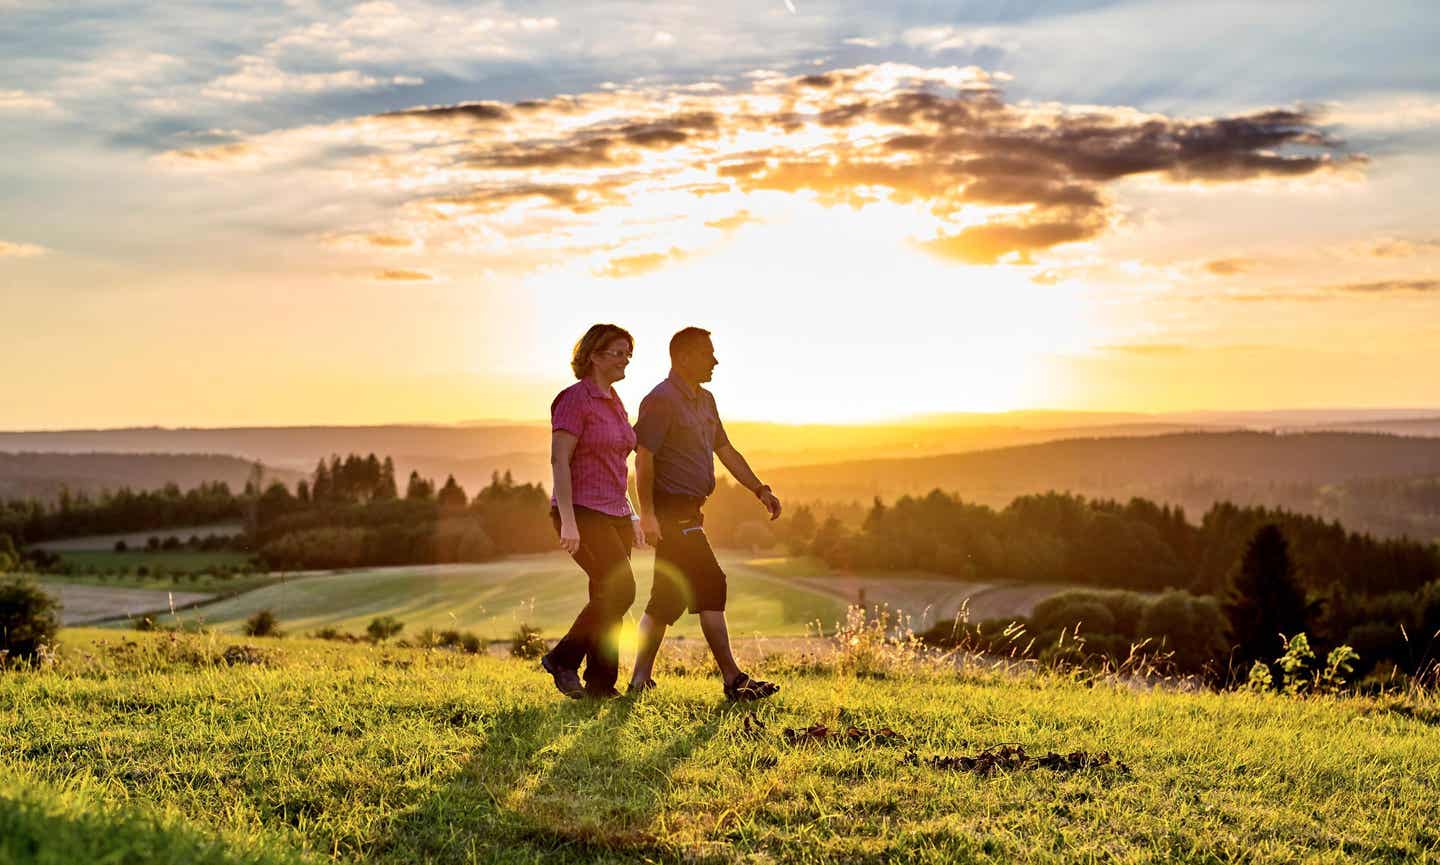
[{"left": 645, "top": 492, "right": 727, "bottom": 626}]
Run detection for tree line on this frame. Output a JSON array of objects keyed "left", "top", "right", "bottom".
[{"left": 250, "top": 455, "right": 552, "bottom": 569}]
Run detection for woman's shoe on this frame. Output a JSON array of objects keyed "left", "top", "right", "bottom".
[{"left": 626, "top": 677, "right": 658, "bottom": 697}]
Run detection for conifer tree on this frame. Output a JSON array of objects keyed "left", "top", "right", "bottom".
[
  {"left": 1222, "top": 523, "right": 1309, "bottom": 677},
  {"left": 376, "top": 457, "right": 398, "bottom": 500},
  {"left": 437, "top": 475, "right": 468, "bottom": 511}
]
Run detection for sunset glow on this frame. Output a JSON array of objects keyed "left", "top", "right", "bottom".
[{"left": 3, "top": 1, "right": 1438, "bottom": 428}]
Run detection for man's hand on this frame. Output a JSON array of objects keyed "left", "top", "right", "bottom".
[
  {"left": 757, "top": 487, "right": 782, "bottom": 521},
  {"left": 640, "top": 512, "right": 663, "bottom": 545},
  {"left": 631, "top": 518, "right": 647, "bottom": 549}
]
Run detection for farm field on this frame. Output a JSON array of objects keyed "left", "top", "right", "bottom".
[
  {"left": 30, "top": 522, "right": 245, "bottom": 552},
  {"left": 745, "top": 556, "right": 1075, "bottom": 633},
  {"left": 43, "top": 584, "right": 215, "bottom": 626},
  {"left": 159, "top": 552, "right": 848, "bottom": 641},
  {"left": 3, "top": 628, "right": 1438, "bottom": 864}
]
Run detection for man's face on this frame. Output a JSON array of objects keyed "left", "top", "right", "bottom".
[{"left": 682, "top": 337, "right": 718, "bottom": 384}]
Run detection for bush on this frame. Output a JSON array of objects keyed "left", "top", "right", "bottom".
[
  {"left": 241, "top": 609, "right": 281, "bottom": 638},
  {"left": 460, "top": 633, "right": 486, "bottom": 654},
  {"left": 113, "top": 540, "right": 128, "bottom": 553},
  {"left": 510, "top": 623, "right": 547, "bottom": 659},
  {"left": 1030, "top": 594, "right": 1117, "bottom": 637},
  {"left": 366, "top": 616, "right": 404, "bottom": 642},
  {"left": 1137, "top": 591, "right": 1231, "bottom": 676},
  {"left": 0, "top": 578, "right": 60, "bottom": 664}
]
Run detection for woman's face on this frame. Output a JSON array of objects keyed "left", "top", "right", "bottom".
[{"left": 590, "top": 336, "right": 632, "bottom": 383}]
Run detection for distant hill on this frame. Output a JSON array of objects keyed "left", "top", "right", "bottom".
[
  {"left": 0, "top": 420, "right": 1217, "bottom": 493},
  {"left": 1300, "top": 416, "right": 1440, "bottom": 437},
  {"left": 764, "top": 431, "right": 1440, "bottom": 512},
  {"left": 0, "top": 452, "right": 304, "bottom": 502}
]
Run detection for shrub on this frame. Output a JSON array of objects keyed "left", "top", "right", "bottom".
[
  {"left": 113, "top": 540, "right": 128, "bottom": 553},
  {"left": 1030, "top": 595, "right": 1117, "bottom": 637},
  {"left": 460, "top": 633, "right": 485, "bottom": 654},
  {"left": 414, "top": 627, "right": 439, "bottom": 649},
  {"left": 241, "top": 609, "right": 281, "bottom": 638},
  {"left": 366, "top": 616, "right": 404, "bottom": 642},
  {"left": 1137, "top": 591, "right": 1231, "bottom": 676},
  {"left": 0, "top": 578, "right": 60, "bottom": 664},
  {"left": 510, "top": 624, "right": 547, "bottom": 659}
]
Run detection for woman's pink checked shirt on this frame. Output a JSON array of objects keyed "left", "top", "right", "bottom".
[{"left": 549, "top": 377, "right": 637, "bottom": 517}]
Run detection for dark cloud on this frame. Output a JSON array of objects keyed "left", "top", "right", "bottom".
[
  {"left": 384, "top": 102, "right": 509, "bottom": 123},
  {"left": 184, "top": 64, "right": 1360, "bottom": 277},
  {"left": 469, "top": 137, "right": 619, "bottom": 169}
]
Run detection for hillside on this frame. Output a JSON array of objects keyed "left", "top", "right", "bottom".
[
  {"left": 3, "top": 629, "right": 1436, "bottom": 864},
  {"left": 765, "top": 431, "right": 1440, "bottom": 507},
  {"left": 0, "top": 452, "right": 303, "bottom": 501}
]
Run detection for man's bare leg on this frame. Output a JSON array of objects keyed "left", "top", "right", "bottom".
[
  {"left": 699, "top": 610, "right": 743, "bottom": 685},
  {"left": 629, "top": 612, "right": 667, "bottom": 688}
]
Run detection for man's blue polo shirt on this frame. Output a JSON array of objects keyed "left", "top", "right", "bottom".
[{"left": 634, "top": 372, "right": 731, "bottom": 497}]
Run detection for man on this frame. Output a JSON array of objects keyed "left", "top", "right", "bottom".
[{"left": 627, "top": 327, "right": 783, "bottom": 701}]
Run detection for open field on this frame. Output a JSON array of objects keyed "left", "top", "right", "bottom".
[
  {"left": 43, "top": 584, "right": 215, "bottom": 626},
  {"left": 745, "top": 557, "right": 1074, "bottom": 632},
  {"left": 158, "top": 552, "right": 848, "bottom": 641},
  {"left": 30, "top": 523, "right": 245, "bottom": 552},
  {"left": 3, "top": 629, "right": 1439, "bottom": 864}
]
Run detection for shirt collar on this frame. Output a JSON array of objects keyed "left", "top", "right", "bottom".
[
  {"left": 667, "top": 370, "right": 700, "bottom": 402},
  {"left": 581, "top": 376, "right": 616, "bottom": 401}
]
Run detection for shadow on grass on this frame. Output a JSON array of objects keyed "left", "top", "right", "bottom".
[{"left": 369, "top": 696, "right": 730, "bottom": 864}]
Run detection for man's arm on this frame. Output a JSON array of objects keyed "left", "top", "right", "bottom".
[
  {"left": 636, "top": 446, "right": 662, "bottom": 543},
  {"left": 716, "top": 443, "right": 781, "bottom": 520}
]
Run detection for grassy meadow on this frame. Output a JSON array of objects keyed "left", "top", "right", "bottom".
[
  {"left": 3, "top": 628, "right": 1439, "bottom": 864},
  {"left": 155, "top": 552, "right": 847, "bottom": 641},
  {"left": 42, "top": 550, "right": 265, "bottom": 592}
]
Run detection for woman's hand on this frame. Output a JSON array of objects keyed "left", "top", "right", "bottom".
[
  {"left": 631, "top": 518, "right": 647, "bottom": 549},
  {"left": 559, "top": 519, "right": 581, "bottom": 554}
]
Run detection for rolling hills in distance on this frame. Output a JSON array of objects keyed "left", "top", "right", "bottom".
[{"left": 4, "top": 410, "right": 1440, "bottom": 543}]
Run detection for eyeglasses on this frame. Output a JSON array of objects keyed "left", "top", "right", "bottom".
[{"left": 595, "top": 349, "right": 633, "bottom": 360}]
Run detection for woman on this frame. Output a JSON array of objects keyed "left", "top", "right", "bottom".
[{"left": 540, "top": 323, "right": 645, "bottom": 699}]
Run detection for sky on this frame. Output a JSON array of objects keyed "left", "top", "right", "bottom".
[{"left": 2, "top": 0, "right": 1439, "bottom": 429}]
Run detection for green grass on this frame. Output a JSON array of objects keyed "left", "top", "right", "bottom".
[
  {"left": 157, "top": 552, "right": 845, "bottom": 640},
  {"left": 39, "top": 551, "right": 268, "bottom": 594},
  {"left": 3, "top": 629, "right": 1438, "bottom": 864}
]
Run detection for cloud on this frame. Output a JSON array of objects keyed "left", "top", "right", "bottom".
[
  {"left": 201, "top": 56, "right": 422, "bottom": 102},
  {"left": 1335, "top": 279, "right": 1440, "bottom": 294},
  {"left": 1368, "top": 238, "right": 1440, "bottom": 259},
  {"left": 598, "top": 247, "right": 688, "bottom": 278},
  {"left": 375, "top": 268, "right": 433, "bottom": 281},
  {"left": 0, "top": 89, "right": 56, "bottom": 112},
  {"left": 704, "top": 210, "right": 758, "bottom": 231},
  {"left": 159, "top": 62, "right": 1360, "bottom": 278},
  {"left": 1204, "top": 258, "right": 1256, "bottom": 276},
  {"left": 0, "top": 240, "right": 47, "bottom": 258},
  {"left": 1100, "top": 343, "right": 1189, "bottom": 355}
]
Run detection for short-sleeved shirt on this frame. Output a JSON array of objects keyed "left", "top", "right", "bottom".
[
  {"left": 550, "top": 377, "right": 637, "bottom": 517},
  {"left": 633, "top": 372, "right": 731, "bottom": 498}
]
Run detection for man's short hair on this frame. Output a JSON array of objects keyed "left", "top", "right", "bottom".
[{"left": 669, "top": 326, "right": 711, "bottom": 363}]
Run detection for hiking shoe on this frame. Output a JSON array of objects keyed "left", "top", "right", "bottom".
[
  {"left": 626, "top": 677, "right": 658, "bottom": 697},
  {"left": 540, "top": 653, "right": 584, "bottom": 699},
  {"left": 724, "top": 672, "right": 779, "bottom": 702}
]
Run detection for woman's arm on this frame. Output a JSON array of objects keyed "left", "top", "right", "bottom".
[{"left": 551, "top": 430, "right": 581, "bottom": 553}]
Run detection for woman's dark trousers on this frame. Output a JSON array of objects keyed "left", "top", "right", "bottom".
[{"left": 549, "top": 506, "right": 636, "bottom": 694}]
